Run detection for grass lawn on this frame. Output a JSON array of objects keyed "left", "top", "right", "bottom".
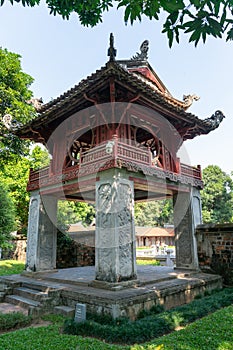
[
  {"left": 0, "top": 306, "right": 232, "bottom": 349},
  {"left": 0, "top": 260, "right": 232, "bottom": 349},
  {"left": 137, "top": 259, "right": 160, "bottom": 266},
  {"left": 0, "top": 259, "right": 162, "bottom": 274},
  {"left": 0, "top": 315, "right": 125, "bottom": 350},
  {"left": 132, "top": 305, "right": 233, "bottom": 350},
  {"left": 0, "top": 260, "right": 25, "bottom": 276}
]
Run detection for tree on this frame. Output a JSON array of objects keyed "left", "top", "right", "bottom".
[
  {"left": 57, "top": 201, "right": 95, "bottom": 229},
  {"left": 2, "top": 1, "right": 233, "bottom": 46},
  {"left": 0, "top": 155, "right": 31, "bottom": 233},
  {"left": 0, "top": 48, "right": 36, "bottom": 161},
  {"left": 0, "top": 146, "right": 49, "bottom": 234},
  {"left": 30, "top": 145, "right": 50, "bottom": 170},
  {"left": 135, "top": 199, "right": 173, "bottom": 227},
  {"left": 201, "top": 165, "right": 233, "bottom": 224},
  {"left": 0, "top": 184, "right": 16, "bottom": 249}
]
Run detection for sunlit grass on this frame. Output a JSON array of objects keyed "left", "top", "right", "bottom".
[
  {"left": 0, "top": 324, "right": 125, "bottom": 350},
  {"left": 137, "top": 259, "right": 160, "bottom": 266},
  {"left": 131, "top": 305, "right": 233, "bottom": 350},
  {"left": 0, "top": 306, "right": 232, "bottom": 349},
  {"left": 136, "top": 247, "right": 151, "bottom": 250},
  {"left": 0, "top": 260, "right": 25, "bottom": 276}
]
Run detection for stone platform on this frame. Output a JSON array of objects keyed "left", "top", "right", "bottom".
[{"left": 0, "top": 266, "right": 222, "bottom": 320}]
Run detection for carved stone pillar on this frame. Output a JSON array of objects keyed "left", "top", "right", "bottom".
[
  {"left": 95, "top": 173, "right": 137, "bottom": 282},
  {"left": 26, "top": 191, "right": 57, "bottom": 272},
  {"left": 173, "top": 187, "right": 202, "bottom": 270}
]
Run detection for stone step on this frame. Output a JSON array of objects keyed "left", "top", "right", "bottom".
[
  {"left": 21, "top": 281, "right": 52, "bottom": 293},
  {"left": 139, "top": 274, "right": 177, "bottom": 286},
  {"left": 54, "top": 305, "right": 75, "bottom": 317},
  {"left": 0, "top": 302, "right": 28, "bottom": 315},
  {"left": 5, "top": 294, "right": 41, "bottom": 309},
  {"left": 0, "top": 283, "right": 9, "bottom": 292},
  {"left": 44, "top": 275, "right": 90, "bottom": 287},
  {"left": 14, "top": 287, "right": 49, "bottom": 301},
  {"left": 0, "top": 291, "right": 5, "bottom": 302}
]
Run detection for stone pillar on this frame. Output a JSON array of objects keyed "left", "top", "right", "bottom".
[
  {"left": 95, "top": 173, "right": 137, "bottom": 283},
  {"left": 173, "top": 187, "right": 202, "bottom": 270},
  {"left": 26, "top": 191, "right": 57, "bottom": 272}
]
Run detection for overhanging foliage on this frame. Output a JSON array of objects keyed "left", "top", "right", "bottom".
[{"left": 2, "top": 1, "right": 233, "bottom": 46}]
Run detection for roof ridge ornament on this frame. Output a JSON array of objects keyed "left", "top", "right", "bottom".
[
  {"left": 183, "top": 94, "right": 200, "bottom": 108},
  {"left": 2, "top": 114, "right": 12, "bottom": 129},
  {"left": 204, "top": 110, "right": 225, "bottom": 130},
  {"left": 131, "top": 40, "right": 149, "bottom": 61},
  {"left": 26, "top": 97, "right": 43, "bottom": 111},
  {"left": 108, "top": 33, "right": 117, "bottom": 62}
]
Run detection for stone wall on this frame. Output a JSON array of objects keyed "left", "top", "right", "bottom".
[
  {"left": 2, "top": 237, "right": 27, "bottom": 262},
  {"left": 196, "top": 223, "right": 233, "bottom": 285},
  {"left": 1, "top": 231, "right": 95, "bottom": 269},
  {"left": 56, "top": 230, "right": 95, "bottom": 268}
]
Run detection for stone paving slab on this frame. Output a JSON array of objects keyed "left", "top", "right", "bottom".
[
  {"left": 1, "top": 267, "right": 220, "bottom": 303},
  {"left": 0, "top": 302, "right": 28, "bottom": 315},
  {"left": 33, "top": 265, "right": 191, "bottom": 285},
  {"left": 0, "top": 266, "right": 213, "bottom": 298}
]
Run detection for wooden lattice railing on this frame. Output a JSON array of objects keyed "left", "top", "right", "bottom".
[{"left": 27, "top": 141, "right": 201, "bottom": 190}]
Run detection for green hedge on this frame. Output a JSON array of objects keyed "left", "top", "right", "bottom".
[
  {"left": 63, "top": 287, "right": 233, "bottom": 344},
  {"left": 132, "top": 305, "right": 233, "bottom": 350},
  {"left": 0, "top": 312, "right": 31, "bottom": 331}
]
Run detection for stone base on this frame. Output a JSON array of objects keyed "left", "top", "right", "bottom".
[
  {"left": 2, "top": 266, "right": 223, "bottom": 321},
  {"left": 89, "top": 279, "right": 140, "bottom": 291},
  {"left": 62, "top": 273, "right": 222, "bottom": 320},
  {"left": 173, "top": 267, "right": 200, "bottom": 272},
  {"left": 54, "top": 305, "right": 75, "bottom": 317},
  {"left": 21, "top": 269, "right": 58, "bottom": 278}
]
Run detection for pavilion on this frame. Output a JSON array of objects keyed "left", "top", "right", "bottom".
[{"left": 16, "top": 34, "right": 224, "bottom": 284}]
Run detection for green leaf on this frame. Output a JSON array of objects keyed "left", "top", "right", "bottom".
[
  {"left": 1, "top": 0, "right": 232, "bottom": 46},
  {"left": 143, "top": 0, "right": 160, "bottom": 20},
  {"left": 174, "top": 26, "right": 180, "bottom": 43},
  {"left": 203, "top": 30, "right": 207, "bottom": 43},
  {"left": 184, "top": 19, "right": 202, "bottom": 33},
  {"left": 124, "top": 4, "right": 131, "bottom": 22},
  {"left": 226, "top": 27, "right": 233, "bottom": 41},
  {"left": 213, "top": 0, "right": 221, "bottom": 16},
  {"left": 188, "top": 28, "right": 202, "bottom": 45},
  {"left": 160, "top": 0, "right": 185, "bottom": 13},
  {"left": 206, "top": 0, "right": 213, "bottom": 12},
  {"left": 167, "top": 28, "right": 174, "bottom": 48},
  {"left": 167, "top": 10, "right": 179, "bottom": 25},
  {"left": 208, "top": 17, "right": 223, "bottom": 33},
  {"left": 220, "top": 6, "right": 227, "bottom": 26},
  {"left": 190, "top": 0, "right": 201, "bottom": 7}
]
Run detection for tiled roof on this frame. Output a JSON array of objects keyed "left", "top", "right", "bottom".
[
  {"left": 16, "top": 59, "right": 223, "bottom": 138},
  {"left": 38, "top": 60, "right": 194, "bottom": 116},
  {"left": 67, "top": 224, "right": 174, "bottom": 237},
  {"left": 135, "top": 226, "right": 174, "bottom": 237}
]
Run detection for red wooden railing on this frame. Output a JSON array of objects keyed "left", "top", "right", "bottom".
[
  {"left": 28, "top": 166, "right": 49, "bottom": 182},
  {"left": 81, "top": 143, "right": 111, "bottom": 166},
  {"left": 27, "top": 141, "right": 202, "bottom": 190},
  {"left": 117, "top": 141, "right": 151, "bottom": 165},
  {"left": 180, "top": 163, "right": 202, "bottom": 179}
]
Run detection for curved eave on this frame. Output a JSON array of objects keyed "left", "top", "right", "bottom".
[{"left": 15, "top": 60, "right": 216, "bottom": 141}]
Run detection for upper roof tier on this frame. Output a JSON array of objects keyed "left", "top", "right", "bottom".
[{"left": 15, "top": 34, "right": 224, "bottom": 143}]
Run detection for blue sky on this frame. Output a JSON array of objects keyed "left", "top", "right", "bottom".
[{"left": 0, "top": 2, "right": 232, "bottom": 175}]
